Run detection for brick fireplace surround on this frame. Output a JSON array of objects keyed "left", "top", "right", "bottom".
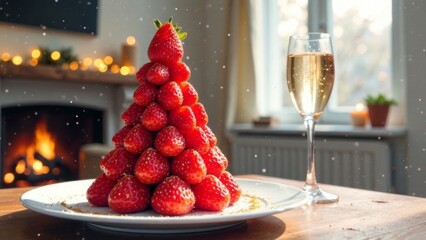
[{"left": 0, "top": 63, "right": 137, "bottom": 183}]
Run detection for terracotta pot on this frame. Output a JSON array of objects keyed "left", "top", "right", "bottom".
[{"left": 367, "top": 105, "right": 390, "bottom": 127}]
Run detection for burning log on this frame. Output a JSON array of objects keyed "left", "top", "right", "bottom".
[
  {"left": 2, "top": 118, "right": 75, "bottom": 188},
  {"left": 6, "top": 151, "right": 73, "bottom": 188}
]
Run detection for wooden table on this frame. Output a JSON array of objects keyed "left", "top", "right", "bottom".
[{"left": 1, "top": 175, "right": 426, "bottom": 239}]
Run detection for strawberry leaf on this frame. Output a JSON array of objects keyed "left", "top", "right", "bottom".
[
  {"left": 178, "top": 32, "right": 187, "bottom": 40},
  {"left": 153, "top": 17, "right": 187, "bottom": 40},
  {"left": 154, "top": 19, "right": 162, "bottom": 29}
]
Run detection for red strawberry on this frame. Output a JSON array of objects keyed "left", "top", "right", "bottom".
[
  {"left": 136, "top": 62, "right": 155, "bottom": 84},
  {"left": 123, "top": 124, "right": 153, "bottom": 154},
  {"left": 133, "top": 81, "right": 157, "bottom": 107},
  {"left": 121, "top": 103, "right": 145, "bottom": 126},
  {"left": 156, "top": 81, "right": 183, "bottom": 110},
  {"left": 154, "top": 126, "right": 185, "bottom": 157},
  {"left": 140, "top": 102, "right": 168, "bottom": 131},
  {"left": 171, "top": 149, "right": 207, "bottom": 184},
  {"left": 168, "top": 106, "right": 196, "bottom": 131},
  {"left": 215, "top": 146, "right": 229, "bottom": 169},
  {"left": 99, "top": 148, "right": 116, "bottom": 168},
  {"left": 86, "top": 173, "right": 117, "bottom": 207},
  {"left": 134, "top": 148, "right": 170, "bottom": 184},
  {"left": 148, "top": 19, "right": 186, "bottom": 65},
  {"left": 219, "top": 171, "right": 242, "bottom": 205},
  {"left": 169, "top": 61, "right": 191, "bottom": 83},
  {"left": 112, "top": 125, "right": 133, "bottom": 147},
  {"left": 151, "top": 176, "right": 195, "bottom": 216},
  {"left": 100, "top": 147, "right": 138, "bottom": 181},
  {"left": 146, "top": 63, "right": 170, "bottom": 85},
  {"left": 191, "top": 102, "right": 208, "bottom": 126},
  {"left": 179, "top": 82, "right": 198, "bottom": 106},
  {"left": 108, "top": 175, "right": 151, "bottom": 214},
  {"left": 201, "top": 146, "right": 228, "bottom": 177},
  {"left": 202, "top": 125, "right": 217, "bottom": 147},
  {"left": 192, "top": 175, "right": 230, "bottom": 211},
  {"left": 182, "top": 127, "right": 210, "bottom": 155}
]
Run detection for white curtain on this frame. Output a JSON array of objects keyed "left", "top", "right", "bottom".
[{"left": 225, "top": 0, "right": 260, "bottom": 127}]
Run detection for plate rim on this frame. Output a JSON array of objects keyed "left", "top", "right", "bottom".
[{"left": 20, "top": 178, "right": 307, "bottom": 226}]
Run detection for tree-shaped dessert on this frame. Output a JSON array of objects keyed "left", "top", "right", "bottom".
[{"left": 86, "top": 19, "right": 241, "bottom": 216}]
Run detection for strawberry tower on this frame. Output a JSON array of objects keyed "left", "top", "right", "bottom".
[{"left": 86, "top": 19, "right": 241, "bottom": 216}]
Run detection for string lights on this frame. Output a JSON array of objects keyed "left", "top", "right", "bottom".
[{"left": 1, "top": 45, "right": 136, "bottom": 76}]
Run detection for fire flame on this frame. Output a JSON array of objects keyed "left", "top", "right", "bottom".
[
  {"left": 25, "top": 121, "right": 55, "bottom": 175},
  {"left": 34, "top": 121, "right": 56, "bottom": 160},
  {"left": 3, "top": 120, "right": 57, "bottom": 185}
]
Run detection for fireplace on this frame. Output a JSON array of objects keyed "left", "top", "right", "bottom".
[
  {"left": 0, "top": 64, "right": 137, "bottom": 188},
  {"left": 1, "top": 104, "right": 104, "bottom": 188}
]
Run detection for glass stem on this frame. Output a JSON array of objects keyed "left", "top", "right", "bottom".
[{"left": 304, "top": 116, "right": 318, "bottom": 192}]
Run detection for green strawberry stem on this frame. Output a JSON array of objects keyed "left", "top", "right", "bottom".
[{"left": 153, "top": 18, "right": 187, "bottom": 40}]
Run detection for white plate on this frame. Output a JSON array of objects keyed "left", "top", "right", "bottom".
[{"left": 20, "top": 178, "right": 307, "bottom": 234}]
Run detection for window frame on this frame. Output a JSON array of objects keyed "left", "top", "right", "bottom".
[{"left": 256, "top": 0, "right": 403, "bottom": 125}]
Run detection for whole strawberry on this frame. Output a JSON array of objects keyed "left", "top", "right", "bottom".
[
  {"left": 136, "top": 62, "right": 155, "bottom": 84},
  {"left": 168, "top": 105, "right": 196, "bottom": 131},
  {"left": 201, "top": 146, "right": 228, "bottom": 177},
  {"left": 215, "top": 146, "right": 229, "bottom": 169},
  {"left": 146, "top": 63, "right": 170, "bottom": 85},
  {"left": 86, "top": 173, "right": 117, "bottom": 207},
  {"left": 140, "top": 102, "right": 168, "bottom": 131},
  {"left": 133, "top": 81, "right": 157, "bottom": 107},
  {"left": 108, "top": 175, "right": 151, "bottom": 214},
  {"left": 191, "top": 102, "right": 208, "bottom": 126},
  {"left": 169, "top": 61, "right": 191, "bottom": 83},
  {"left": 121, "top": 103, "right": 145, "bottom": 126},
  {"left": 99, "top": 148, "right": 116, "bottom": 168},
  {"left": 156, "top": 81, "right": 183, "bottom": 110},
  {"left": 179, "top": 81, "right": 199, "bottom": 106},
  {"left": 151, "top": 176, "right": 195, "bottom": 216},
  {"left": 100, "top": 147, "right": 138, "bottom": 181},
  {"left": 182, "top": 126, "right": 210, "bottom": 155},
  {"left": 134, "top": 148, "right": 170, "bottom": 184},
  {"left": 192, "top": 175, "right": 230, "bottom": 211},
  {"left": 123, "top": 124, "right": 154, "bottom": 154},
  {"left": 219, "top": 171, "right": 242, "bottom": 205},
  {"left": 202, "top": 125, "right": 217, "bottom": 147},
  {"left": 171, "top": 149, "right": 207, "bottom": 184},
  {"left": 148, "top": 18, "right": 187, "bottom": 65},
  {"left": 154, "top": 126, "right": 186, "bottom": 157},
  {"left": 112, "top": 125, "right": 133, "bottom": 147}
]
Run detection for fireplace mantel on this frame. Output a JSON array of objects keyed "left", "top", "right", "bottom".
[
  {"left": 0, "top": 63, "right": 137, "bottom": 85},
  {"left": 0, "top": 62, "right": 139, "bottom": 145}
]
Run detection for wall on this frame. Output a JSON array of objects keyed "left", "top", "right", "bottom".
[
  {"left": 403, "top": 0, "right": 426, "bottom": 197},
  {"left": 0, "top": 0, "right": 205, "bottom": 73},
  {"left": 0, "top": 0, "right": 231, "bottom": 150}
]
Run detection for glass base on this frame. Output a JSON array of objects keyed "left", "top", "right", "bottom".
[{"left": 303, "top": 185, "right": 339, "bottom": 204}]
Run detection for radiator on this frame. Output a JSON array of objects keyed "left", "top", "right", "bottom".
[{"left": 230, "top": 136, "right": 391, "bottom": 192}]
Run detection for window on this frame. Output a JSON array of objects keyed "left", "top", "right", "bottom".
[{"left": 255, "top": 0, "right": 393, "bottom": 124}]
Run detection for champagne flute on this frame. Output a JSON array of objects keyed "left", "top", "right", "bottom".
[{"left": 286, "top": 33, "right": 339, "bottom": 204}]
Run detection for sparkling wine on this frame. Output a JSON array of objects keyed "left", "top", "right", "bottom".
[
  {"left": 286, "top": 33, "right": 339, "bottom": 204},
  {"left": 287, "top": 52, "right": 335, "bottom": 119}
]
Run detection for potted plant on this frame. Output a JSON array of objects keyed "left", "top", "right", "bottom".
[{"left": 364, "top": 93, "right": 397, "bottom": 127}]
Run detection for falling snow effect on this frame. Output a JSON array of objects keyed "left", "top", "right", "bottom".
[{"left": 0, "top": 0, "right": 424, "bottom": 200}]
